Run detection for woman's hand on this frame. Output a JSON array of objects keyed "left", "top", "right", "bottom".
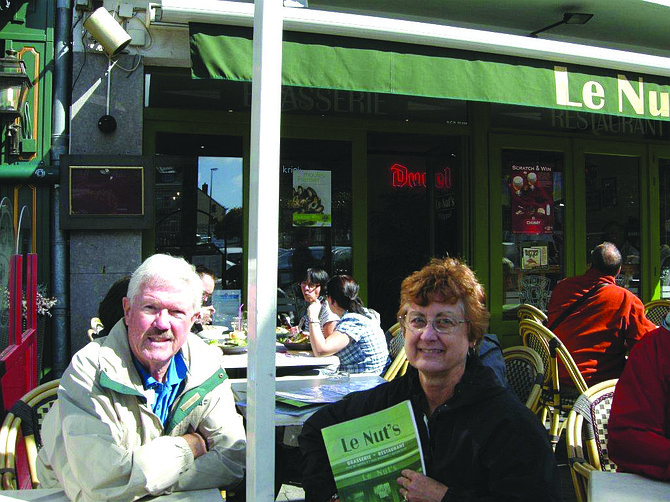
[
  {"left": 307, "top": 299, "right": 321, "bottom": 321},
  {"left": 397, "top": 469, "right": 448, "bottom": 502}
]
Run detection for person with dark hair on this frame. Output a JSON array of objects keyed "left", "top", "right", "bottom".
[
  {"left": 296, "top": 268, "right": 339, "bottom": 338},
  {"left": 96, "top": 276, "right": 130, "bottom": 338},
  {"left": 547, "top": 242, "right": 655, "bottom": 389},
  {"left": 306, "top": 275, "right": 389, "bottom": 374},
  {"left": 194, "top": 265, "right": 217, "bottom": 328},
  {"left": 299, "top": 258, "right": 561, "bottom": 502}
]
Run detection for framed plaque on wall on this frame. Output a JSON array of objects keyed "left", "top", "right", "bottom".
[{"left": 59, "top": 155, "right": 154, "bottom": 229}]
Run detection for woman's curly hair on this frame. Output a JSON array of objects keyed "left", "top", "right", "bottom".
[{"left": 397, "top": 257, "right": 490, "bottom": 344}]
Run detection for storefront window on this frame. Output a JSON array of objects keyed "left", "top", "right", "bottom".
[
  {"left": 584, "top": 154, "right": 641, "bottom": 297},
  {"left": 501, "top": 150, "right": 565, "bottom": 319},
  {"left": 155, "top": 133, "right": 244, "bottom": 288},
  {"left": 367, "top": 133, "right": 462, "bottom": 329},
  {"left": 278, "top": 139, "right": 353, "bottom": 298},
  {"left": 659, "top": 159, "right": 670, "bottom": 298}
]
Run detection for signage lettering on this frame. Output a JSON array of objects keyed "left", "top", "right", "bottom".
[
  {"left": 551, "top": 109, "right": 662, "bottom": 136},
  {"left": 390, "top": 163, "right": 453, "bottom": 189},
  {"left": 554, "top": 66, "right": 670, "bottom": 118}
]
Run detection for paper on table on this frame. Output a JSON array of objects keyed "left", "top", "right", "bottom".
[{"left": 275, "top": 379, "right": 383, "bottom": 404}]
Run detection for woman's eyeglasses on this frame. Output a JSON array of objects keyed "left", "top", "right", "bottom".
[
  {"left": 300, "top": 281, "right": 319, "bottom": 289},
  {"left": 202, "top": 293, "right": 213, "bottom": 307},
  {"left": 403, "top": 314, "right": 468, "bottom": 334}
]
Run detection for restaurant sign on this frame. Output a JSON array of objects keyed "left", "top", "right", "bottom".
[
  {"left": 554, "top": 66, "right": 670, "bottom": 119},
  {"left": 191, "top": 24, "right": 670, "bottom": 122}
]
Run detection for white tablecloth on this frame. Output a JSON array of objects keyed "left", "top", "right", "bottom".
[
  {"left": 0, "top": 488, "right": 224, "bottom": 501},
  {"left": 588, "top": 470, "right": 670, "bottom": 501}
]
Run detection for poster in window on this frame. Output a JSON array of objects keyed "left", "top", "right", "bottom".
[
  {"left": 291, "top": 170, "right": 332, "bottom": 227},
  {"left": 509, "top": 163, "right": 554, "bottom": 234}
]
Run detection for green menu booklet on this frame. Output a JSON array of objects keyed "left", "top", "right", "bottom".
[{"left": 321, "top": 400, "right": 425, "bottom": 502}]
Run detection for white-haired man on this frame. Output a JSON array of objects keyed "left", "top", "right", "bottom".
[{"left": 37, "top": 254, "right": 246, "bottom": 501}]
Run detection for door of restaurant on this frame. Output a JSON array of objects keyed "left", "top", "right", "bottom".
[
  {"left": 573, "top": 140, "right": 649, "bottom": 300},
  {"left": 367, "top": 133, "right": 464, "bottom": 330},
  {"left": 490, "top": 134, "right": 652, "bottom": 345},
  {"left": 489, "top": 134, "right": 572, "bottom": 344},
  {"left": 650, "top": 144, "right": 670, "bottom": 299}
]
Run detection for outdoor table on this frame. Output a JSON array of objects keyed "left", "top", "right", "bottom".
[
  {"left": 230, "top": 373, "right": 386, "bottom": 426},
  {"left": 0, "top": 488, "right": 224, "bottom": 501},
  {"left": 588, "top": 470, "right": 670, "bottom": 501},
  {"left": 221, "top": 348, "right": 340, "bottom": 379}
]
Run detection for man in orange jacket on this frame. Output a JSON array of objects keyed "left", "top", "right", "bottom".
[{"left": 547, "top": 242, "right": 655, "bottom": 389}]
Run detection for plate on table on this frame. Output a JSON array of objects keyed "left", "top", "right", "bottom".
[
  {"left": 198, "top": 325, "right": 230, "bottom": 341},
  {"left": 221, "top": 344, "right": 248, "bottom": 355},
  {"left": 283, "top": 341, "right": 312, "bottom": 351}
]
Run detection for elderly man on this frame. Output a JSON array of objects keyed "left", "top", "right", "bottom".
[
  {"left": 547, "top": 242, "right": 655, "bottom": 390},
  {"left": 37, "top": 254, "right": 246, "bottom": 501}
]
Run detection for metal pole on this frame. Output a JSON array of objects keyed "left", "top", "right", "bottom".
[
  {"left": 51, "top": 0, "right": 73, "bottom": 376},
  {"left": 246, "top": 0, "right": 283, "bottom": 499},
  {"left": 209, "top": 167, "right": 218, "bottom": 240}
]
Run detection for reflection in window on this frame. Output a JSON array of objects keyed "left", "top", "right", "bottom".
[
  {"left": 197, "top": 157, "right": 244, "bottom": 289},
  {"left": 502, "top": 150, "right": 565, "bottom": 319},
  {"left": 278, "top": 139, "right": 353, "bottom": 317},
  {"left": 584, "top": 154, "right": 640, "bottom": 297},
  {"left": 660, "top": 159, "right": 670, "bottom": 298}
]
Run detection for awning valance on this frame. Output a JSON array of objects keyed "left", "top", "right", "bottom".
[{"left": 190, "top": 23, "right": 670, "bottom": 122}]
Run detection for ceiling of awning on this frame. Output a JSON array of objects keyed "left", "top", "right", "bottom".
[{"left": 190, "top": 23, "right": 670, "bottom": 122}]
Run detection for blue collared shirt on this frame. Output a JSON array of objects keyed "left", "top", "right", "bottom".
[{"left": 132, "top": 352, "right": 188, "bottom": 425}]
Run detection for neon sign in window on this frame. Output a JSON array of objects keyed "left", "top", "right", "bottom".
[{"left": 390, "top": 163, "right": 452, "bottom": 189}]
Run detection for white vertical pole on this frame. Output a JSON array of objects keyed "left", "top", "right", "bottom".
[{"left": 246, "top": 0, "right": 282, "bottom": 499}]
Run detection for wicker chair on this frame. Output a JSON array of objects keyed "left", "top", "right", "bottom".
[
  {"left": 385, "top": 322, "right": 404, "bottom": 360},
  {"left": 0, "top": 380, "right": 60, "bottom": 490},
  {"left": 503, "top": 346, "right": 544, "bottom": 411},
  {"left": 644, "top": 299, "right": 670, "bottom": 326},
  {"left": 517, "top": 303, "right": 548, "bottom": 324},
  {"left": 87, "top": 316, "right": 105, "bottom": 342},
  {"left": 383, "top": 347, "right": 409, "bottom": 381},
  {"left": 519, "top": 319, "right": 588, "bottom": 449},
  {"left": 565, "top": 379, "right": 618, "bottom": 502}
]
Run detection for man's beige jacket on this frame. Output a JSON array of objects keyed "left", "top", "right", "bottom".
[{"left": 36, "top": 319, "right": 246, "bottom": 501}]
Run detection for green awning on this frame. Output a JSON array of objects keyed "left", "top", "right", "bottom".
[{"left": 190, "top": 23, "right": 670, "bottom": 122}]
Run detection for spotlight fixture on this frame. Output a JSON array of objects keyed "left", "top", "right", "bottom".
[{"left": 529, "top": 12, "right": 594, "bottom": 38}]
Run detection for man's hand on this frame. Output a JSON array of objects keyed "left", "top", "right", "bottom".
[
  {"left": 182, "top": 431, "right": 208, "bottom": 459},
  {"left": 397, "top": 469, "right": 448, "bottom": 502}
]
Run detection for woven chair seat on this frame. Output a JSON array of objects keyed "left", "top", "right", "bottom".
[{"left": 565, "top": 379, "right": 618, "bottom": 502}]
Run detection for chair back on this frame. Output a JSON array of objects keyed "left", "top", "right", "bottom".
[
  {"left": 517, "top": 303, "right": 548, "bottom": 324},
  {"left": 383, "top": 347, "right": 409, "bottom": 381},
  {"left": 0, "top": 379, "right": 60, "bottom": 490},
  {"left": 644, "top": 299, "right": 670, "bottom": 326},
  {"left": 87, "top": 317, "right": 104, "bottom": 342},
  {"left": 503, "top": 346, "right": 544, "bottom": 411},
  {"left": 519, "top": 319, "right": 588, "bottom": 449},
  {"left": 565, "top": 379, "right": 618, "bottom": 502},
  {"left": 518, "top": 275, "right": 551, "bottom": 312},
  {"left": 385, "top": 322, "right": 404, "bottom": 360},
  {"left": 519, "top": 319, "right": 587, "bottom": 395}
]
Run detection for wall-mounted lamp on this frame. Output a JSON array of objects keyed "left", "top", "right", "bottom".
[
  {"left": 83, "top": 7, "right": 133, "bottom": 134},
  {"left": 0, "top": 50, "right": 32, "bottom": 157},
  {"left": 530, "top": 12, "right": 594, "bottom": 38},
  {"left": 83, "top": 7, "right": 132, "bottom": 57}
]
